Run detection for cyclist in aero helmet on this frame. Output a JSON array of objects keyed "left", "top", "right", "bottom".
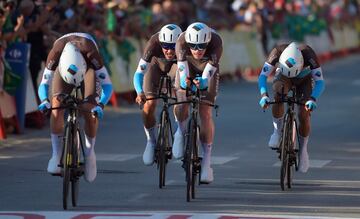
[
  {"left": 37, "top": 33, "right": 113, "bottom": 182},
  {"left": 258, "top": 42, "right": 325, "bottom": 173},
  {"left": 173, "top": 22, "right": 223, "bottom": 184},
  {"left": 133, "top": 24, "right": 182, "bottom": 166}
]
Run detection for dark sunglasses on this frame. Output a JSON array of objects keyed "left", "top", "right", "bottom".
[
  {"left": 188, "top": 43, "right": 208, "bottom": 50},
  {"left": 160, "top": 42, "right": 176, "bottom": 50}
]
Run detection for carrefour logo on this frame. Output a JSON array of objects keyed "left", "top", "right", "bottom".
[{"left": 9, "top": 49, "right": 22, "bottom": 59}]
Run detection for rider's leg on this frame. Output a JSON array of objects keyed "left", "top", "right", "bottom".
[
  {"left": 199, "top": 105, "right": 214, "bottom": 174},
  {"left": 48, "top": 96, "right": 65, "bottom": 173},
  {"left": 172, "top": 89, "right": 189, "bottom": 159},
  {"left": 142, "top": 99, "right": 157, "bottom": 143},
  {"left": 47, "top": 68, "right": 73, "bottom": 174},
  {"left": 297, "top": 106, "right": 311, "bottom": 173},
  {"left": 81, "top": 68, "right": 100, "bottom": 182},
  {"left": 141, "top": 62, "right": 163, "bottom": 165},
  {"left": 269, "top": 75, "right": 290, "bottom": 148},
  {"left": 296, "top": 76, "right": 313, "bottom": 173},
  {"left": 199, "top": 71, "right": 219, "bottom": 183}
]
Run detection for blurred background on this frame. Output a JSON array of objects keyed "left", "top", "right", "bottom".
[{"left": 0, "top": 0, "right": 359, "bottom": 137}]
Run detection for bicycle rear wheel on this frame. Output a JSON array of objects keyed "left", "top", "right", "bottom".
[
  {"left": 280, "top": 114, "right": 290, "bottom": 191},
  {"left": 71, "top": 130, "right": 80, "bottom": 207},
  {"left": 62, "top": 125, "right": 72, "bottom": 210}
]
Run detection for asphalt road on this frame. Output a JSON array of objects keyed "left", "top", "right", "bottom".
[{"left": 0, "top": 54, "right": 360, "bottom": 218}]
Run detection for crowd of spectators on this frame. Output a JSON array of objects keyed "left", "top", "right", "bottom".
[
  {"left": 0, "top": 0, "right": 359, "bottom": 93},
  {"left": 0, "top": 0, "right": 359, "bottom": 119}
]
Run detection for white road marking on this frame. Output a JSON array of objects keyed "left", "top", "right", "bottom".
[
  {"left": 174, "top": 156, "right": 238, "bottom": 165},
  {"left": 96, "top": 153, "right": 140, "bottom": 162},
  {"left": 273, "top": 160, "right": 331, "bottom": 168},
  {"left": 352, "top": 79, "right": 360, "bottom": 86}
]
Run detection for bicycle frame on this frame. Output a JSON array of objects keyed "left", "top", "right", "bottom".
[{"left": 268, "top": 86, "right": 303, "bottom": 190}]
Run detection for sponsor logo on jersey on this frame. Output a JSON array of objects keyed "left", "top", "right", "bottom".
[
  {"left": 140, "top": 64, "right": 147, "bottom": 71},
  {"left": 99, "top": 73, "right": 106, "bottom": 79},
  {"left": 179, "top": 65, "right": 185, "bottom": 72},
  {"left": 263, "top": 66, "right": 269, "bottom": 72},
  {"left": 315, "top": 71, "right": 322, "bottom": 77}
]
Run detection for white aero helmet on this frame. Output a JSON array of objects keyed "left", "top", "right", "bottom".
[
  {"left": 185, "top": 22, "right": 212, "bottom": 45},
  {"left": 158, "top": 24, "right": 182, "bottom": 44},
  {"left": 278, "top": 42, "right": 304, "bottom": 78},
  {"left": 59, "top": 42, "right": 87, "bottom": 87}
]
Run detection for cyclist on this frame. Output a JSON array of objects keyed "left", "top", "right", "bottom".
[
  {"left": 133, "top": 24, "right": 182, "bottom": 166},
  {"left": 37, "top": 32, "right": 113, "bottom": 182},
  {"left": 172, "top": 22, "right": 223, "bottom": 183},
  {"left": 258, "top": 42, "right": 325, "bottom": 173}
]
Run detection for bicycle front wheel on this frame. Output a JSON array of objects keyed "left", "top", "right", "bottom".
[
  {"left": 71, "top": 130, "right": 80, "bottom": 207},
  {"left": 157, "top": 110, "right": 168, "bottom": 189},
  {"left": 280, "top": 114, "right": 291, "bottom": 191},
  {"left": 185, "top": 117, "right": 197, "bottom": 202},
  {"left": 62, "top": 125, "right": 72, "bottom": 210}
]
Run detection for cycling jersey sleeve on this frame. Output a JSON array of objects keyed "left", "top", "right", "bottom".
[
  {"left": 310, "top": 67, "right": 325, "bottom": 100},
  {"left": 38, "top": 68, "right": 54, "bottom": 101},
  {"left": 95, "top": 66, "right": 113, "bottom": 105},
  {"left": 178, "top": 60, "right": 190, "bottom": 89},
  {"left": 258, "top": 62, "right": 275, "bottom": 96},
  {"left": 133, "top": 59, "right": 150, "bottom": 94}
]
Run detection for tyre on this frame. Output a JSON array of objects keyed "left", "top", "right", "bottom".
[
  {"left": 62, "top": 125, "right": 72, "bottom": 210},
  {"left": 71, "top": 130, "right": 80, "bottom": 207},
  {"left": 280, "top": 114, "right": 290, "bottom": 191},
  {"left": 185, "top": 118, "right": 195, "bottom": 202}
]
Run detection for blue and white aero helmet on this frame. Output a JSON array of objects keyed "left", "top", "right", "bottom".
[
  {"left": 279, "top": 42, "right": 304, "bottom": 78},
  {"left": 159, "top": 24, "right": 182, "bottom": 44},
  {"left": 185, "top": 22, "right": 212, "bottom": 44},
  {"left": 59, "top": 42, "right": 87, "bottom": 87}
]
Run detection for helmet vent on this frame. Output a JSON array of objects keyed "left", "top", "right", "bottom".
[
  {"left": 196, "top": 34, "right": 198, "bottom": 42},
  {"left": 162, "top": 33, "right": 165, "bottom": 41},
  {"left": 170, "top": 34, "right": 173, "bottom": 42},
  {"left": 74, "top": 79, "right": 76, "bottom": 84},
  {"left": 204, "top": 34, "right": 207, "bottom": 42},
  {"left": 288, "top": 71, "right": 290, "bottom": 77}
]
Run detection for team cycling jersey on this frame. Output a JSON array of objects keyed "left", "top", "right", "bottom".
[
  {"left": 258, "top": 43, "right": 325, "bottom": 100},
  {"left": 133, "top": 32, "right": 177, "bottom": 94},
  {"left": 176, "top": 30, "right": 223, "bottom": 84},
  {"left": 38, "top": 33, "right": 112, "bottom": 106}
]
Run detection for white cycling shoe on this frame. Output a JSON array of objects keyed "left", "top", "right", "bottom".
[
  {"left": 298, "top": 148, "right": 310, "bottom": 173},
  {"left": 84, "top": 151, "right": 97, "bottom": 182},
  {"left": 200, "top": 166, "right": 214, "bottom": 184},
  {"left": 268, "top": 132, "right": 281, "bottom": 149},
  {"left": 143, "top": 141, "right": 155, "bottom": 166},
  {"left": 47, "top": 154, "right": 61, "bottom": 174},
  {"left": 172, "top": 131, "right": 185, "bottom": 159}
]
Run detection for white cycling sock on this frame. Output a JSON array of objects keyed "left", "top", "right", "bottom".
[
  {"left": 85, "top": 134, "right": 96, "bottom": 157},
  {"left": 176, "top": 120, "right": 187, "bottom": 135},
  {"left": 201, "top": 143, "right": 212, "bottom": 168},
  {"left": 273, "top": 117, "right": 284, "bottom": 135},
  {"left": 51, "top": 133, "right": 62, "bottom": 157},
  {"left": 144, "top": 126, "right": 156, "bottom": 144},
  {"left": 299, "top": 135, "right": 309, "bottom": 154}
]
